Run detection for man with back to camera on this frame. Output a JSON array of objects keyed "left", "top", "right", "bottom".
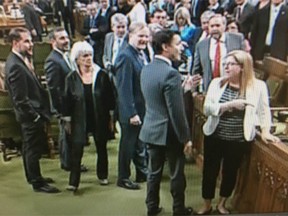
[
  {"left": 5, "top": 27, "right": 60, "bottom": 193},
  {"left": 140, "top": 30, "right": 200, "bottom": 216}
]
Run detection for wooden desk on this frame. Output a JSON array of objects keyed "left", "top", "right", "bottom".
[{"left": 0, "top": 18, "right": 25, "bottom": 39}]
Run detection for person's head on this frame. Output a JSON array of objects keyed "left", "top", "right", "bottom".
[
  {"left": 127, "top": 0, "right": 140, "bottom": 6},
  {"left": 87, "top": 3, "right": 98, "bottom": 17},
  {"left": 271, "top": 0, "right": 283, "bottom": 6},
  {"left": 208, "top": 14, "right": 226, "bottom": 39},
  {"left": 100, "top": 0, "right": 109, "bottom": 9},
  {"left": 49, "top": 27, "right": 70, "bottom": 52},
  {"left": 209, "top": 0, "right": 218, "bottom": 6},
  {"left": 151, "top": 9, "right": 167, "bottom": 27},
  {"left": 235, "top": 0, "right": 246, "bottom": 5},
  {"left": 111, "top": 13, "right": 128, "bottom": 38},
  {"left": 9, "top": 27, "right": 33, "bottom": 57},
  {"left": 223, "top": 50, "right": 255, "bottom": 96},
  {"left": 129, "top": 22, "right": 150, "bottom": 50},
  {"left": 118, "top": 0, "right": 127, "bottom": 8},
  {"left": 70, "top": 41, "right": 94, "bottom": 69},
  {"left": 226, "top": 19, "right": 240, "bottom": 33},
  {"left": 181, "top": 0, "right": 191, "bottom": 9},
  {"left": 152, "top": 30, "right": 184, "bottom": 61},
  {"left": 174, "top": 7, "right": 192, "bottom": 27},
  {"left": 200, "top": 10, "right": 215, "bottom": 32}
]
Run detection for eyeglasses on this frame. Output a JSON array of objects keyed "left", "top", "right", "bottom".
[{"left": 222, "top": 62, "right": 240, "bottom": 67}]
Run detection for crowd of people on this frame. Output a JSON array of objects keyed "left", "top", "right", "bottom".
[{"left": 2, "top": 0, "right": 286, "bottom": 215}]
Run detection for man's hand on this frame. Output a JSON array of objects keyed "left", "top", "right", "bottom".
[
  {"left": 64, "top": 121, "right": 71, "bottom": 134},
  {"left": 31, "top": 29, "right": 37, "bottom": 36},
  {"left": 184, "top": 140, "right": 193, "bottom": 156},
  {"left": 89, "top": 28, "right": 98, "bottom": 34},
  {"left": 261, "top": 131, "right": 280, "bottom": 144},
  {"left": 182, "top": 74, "right": 202, "bottom": 92},
  {"left": 130, "top": 115, "right": 142, "bottom": 126}
]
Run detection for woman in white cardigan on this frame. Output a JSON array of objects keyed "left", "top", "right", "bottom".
[{"left": 197, "top": 50, "right": 280, "bottom": 215}]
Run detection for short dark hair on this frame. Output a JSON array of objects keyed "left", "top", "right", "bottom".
[
  {"left": 48, "top": 27, "right": 66, "bottom": 40},
  {"left": 8, "top": 27, "right": 30, "bottom": 43},
  {"left": 152, "top": 30, "right": 179, "bottom": 55},
  {"left": 151, "top": 8, "right": 164, "bottom": 17}
]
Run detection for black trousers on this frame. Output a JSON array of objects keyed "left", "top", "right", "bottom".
[
  {"left": 69, "top": 140, "right": 84, "bottom": 187},
  {"left": 62, "top": 7, "right": 75, "bottom": 36},
  {"left": 146, "top": 135, "right": 186, "bottom": 212},
  {"left": 59, "top": 120, "right": 72, "bottom": 169},
  {"left": 21, "top": 120, "right": 47, "bottom": 187},
  {"left": 118, "top": 123, "right": 148, "bottom": 181},
  {"left": 202, "top": 135, "right": 251, "bottom": 199},
  {"left": 91, "top": 133, "right": 108, "bottom": 180}
]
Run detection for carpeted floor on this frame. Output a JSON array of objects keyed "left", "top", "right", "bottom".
[{"left": 0, "top": 133, "right": 234, "bottom": 216}]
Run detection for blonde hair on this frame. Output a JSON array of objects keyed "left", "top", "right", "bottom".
[
  {"left": 174, "top": 7, "right": 192, "bottom": 26},
  {"left": 225, "top": 50, "right": 255, "bottom": 97},
  {"left": 129, "top": 21, "right": 148, "bottom": 34}
]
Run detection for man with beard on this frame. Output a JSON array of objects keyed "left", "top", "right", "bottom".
[
  {"left": 44, "top": 27, "right": 88, "bottom": 173},
  {"left": 5, "top": 27, "right": 60, "bottom": 193},
  {"left": 192, "top": 14, "right": 245, "bottom": 92}
]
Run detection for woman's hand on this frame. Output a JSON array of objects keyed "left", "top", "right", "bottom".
[
  {"left": 261, "top": 132, "right": 281, "bottom": 144},
  {"left": 184, "top": 141, "right": 193, "bottom": 156}
]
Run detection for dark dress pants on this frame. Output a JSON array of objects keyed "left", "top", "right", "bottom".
[
  {"left": 202, "top": 135, "right": 251, "bottom": 199},
  {"left": 92, "top": 133, "right": 108, "bottom": 180},
  {"left": 146, "top": 133, "right": 186, "bottom": 212},
  {"left": 62, "top": 7, "right": 75, "bottom": 37},
  {"left": 59, "top": 120, "right": 72, "bottom": 169},
  {"left": 118, "top": 123, "right": 148, "bottom": 181},
  {"left": 69, "top": 142, "right": 84, "bottom": 187},
  {"left": 21, "top": 120, "right": 47, "bottom": 187}
]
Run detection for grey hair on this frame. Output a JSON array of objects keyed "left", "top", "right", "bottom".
[
  {"left": 201, "top": 10, "right": 215, "bottom": 21},
  {"left": 209, "top": 14, "right": 227, "bottom": 26},
  {"left": 111, "top": 13, "right": 128, "bottom": 26},
  {"left": 70, "top": 41, "right": 94, "bottom": 63}
]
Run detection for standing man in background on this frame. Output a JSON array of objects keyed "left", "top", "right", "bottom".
[
  {"left": 5, "top": 27, "right": 60, "bottom": 193},
  {"left": 45, "top": 27, "right": 88, "bottom": 173},
  {"left": 115, "top": 22, "right": 149, "bottom": 190}
]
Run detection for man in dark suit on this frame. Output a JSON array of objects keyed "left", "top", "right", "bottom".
[
  {"left": 191, "top": 0, "right": 209, "bottom": 26},
  {"left": 115, "top": 22, "right": 149, "bottom": 190},
  {"left": 5, "top": 27, "right": 60, "bottom": 193},
  {"left": 140, "top": 30, "right": 195, "bottom": 216},
  {"left": 55, "top": 0, "right": 75, "bottom": 38},
  {"left": 45, "top": 27, "right": 88, "bottom": 173},
  {"left": 250, "top": 0, "right": 288, "bottom": 61},
  {"left": 22, "top": 0, "right": 43, "bottom": 42},
  {"left": 192, "top": 14, "right": 245, "bottom": 92},
  {"left": 233, "top": 0, "right": 255, "bottom": 38}
]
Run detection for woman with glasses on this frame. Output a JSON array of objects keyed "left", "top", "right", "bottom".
[{"left": 197, "top": 50, "right": 279, "bottom": 214}]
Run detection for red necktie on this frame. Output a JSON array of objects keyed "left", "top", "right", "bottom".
[{"left": 213, "top": 41, "right": 221, "bottom": 78}]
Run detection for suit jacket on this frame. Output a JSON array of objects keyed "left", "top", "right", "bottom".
[
  {"left": 203, "top": 77, "right": 271, "bottom": 141},
  {"left": 115, "top": 44, "right": 146, "bottom": 124},
  {"left": 22, "top": 3, "right": 43, "bottom": 35},
  {"left": 233, "top": 3, "right": 255, "bottom": 38},
  {"left": 44, "top": 49, "right": 73, "bottom": 116},
  {"left": 139, "top": 58, "right": 190, "bottom": 145},
  {"left": 190, "top": 27, "right": 203, "bottom": 54},
  {"left": 250, "top": 4, "right": 288, "bottom": 61},
  {"left": 55, "top": 0, "right": 75, "bottom": 13},
  {"left": 103, "top": 32, "right": 128, "bottom": 68},
  {"left": 5, "top": 52, "right": 51, "bottom": 123},
  {"left": 192, "top": 32, "right": 245, "bottom": 92},
  {"left": 191, "top": 0, "right": 209, "bottom": 26}
]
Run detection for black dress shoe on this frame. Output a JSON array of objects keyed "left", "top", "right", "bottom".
[
  {"left": 147, "top": 207, "right": 163, "bottom": 216},
  {"left": 42, "top": 177, "right": 55, "bottom": 184},
  {"left": 33, "top": 184, "right": 61, "bottom": 193},
  {"left": 117, "top": 179, "right": 140, "bottom": 190},
  {"left": 173, "top": 207, "right": 193, "bottom": 216},
  {"left": 61, "top": 165, "right": 70, "bottom": 172},
  {"left": 80, "top": 165, "right": 88, "bottom": 172},
  {"left": 135, "top": 177, "right": 147, "bottom": 183}
]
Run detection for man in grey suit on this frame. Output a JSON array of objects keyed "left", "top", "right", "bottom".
[
  {"left": 192, "top": 14, "right": 245, "bottom": 92},
  {"left": 140, "top": 30, "right": 196, "bottom": 216}
]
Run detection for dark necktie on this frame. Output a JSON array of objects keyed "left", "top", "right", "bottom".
[
  {"left": 90, "top": 17, "right": 95, "bottom": 28},
  {"left": 213, "top": 41, "right": 221, "bottom": 78},
  {"left": 236, "top": 6, "right": 241, "bottom": 21},
  {"left": 139, "top": 50, "right": 148, "bottom": 65}
]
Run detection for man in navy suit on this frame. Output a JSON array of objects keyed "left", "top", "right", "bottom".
[
  {"left": 140, "top": 30, "right": 195, "bottom": 216},
  {"left": 5, "top": 27, "right": 60, "bottom": 193},
  {"left": 250, "top": 0, "right": 288, "bottom": 61},
  {"left": 55, "top": 0, "right": 75, "bottom": 38},
  {"left": 115, "top": 22, "right": 149, "bottom": 190}
]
